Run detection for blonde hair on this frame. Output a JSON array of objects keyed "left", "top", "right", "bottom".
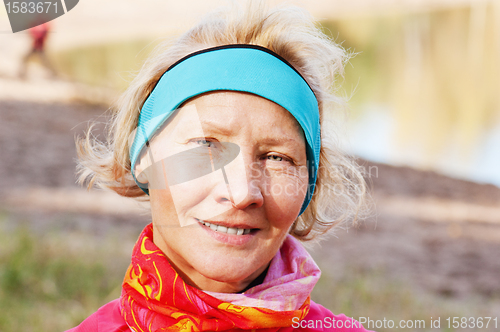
[{"left": 77, "top": 0, "right": 368, "bottom": 241}]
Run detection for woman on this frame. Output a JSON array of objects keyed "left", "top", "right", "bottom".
[{"left": 69, "top": 1, "right": 371, "bottom": 331}]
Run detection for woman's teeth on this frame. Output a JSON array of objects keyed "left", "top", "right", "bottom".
[{"left": 198, "top": 220, "right": 251, "bottom": 235}]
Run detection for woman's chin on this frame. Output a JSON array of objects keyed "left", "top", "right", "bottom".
[{"left": 191, "top": 256, "right": 267, "bottom": 293}]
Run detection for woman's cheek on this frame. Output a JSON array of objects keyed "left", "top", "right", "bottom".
[
  {"left": 265, "top": 172, "right": 308, "bottom": 222},
  {"left": 150, "top": 189, "right": 178, "bottom": 226},
  {"left": 266, "top": 165, "right": 308, "bottom": 197},
  {"left": 167, "top": 179, "right": 213, "bottom": 213}
]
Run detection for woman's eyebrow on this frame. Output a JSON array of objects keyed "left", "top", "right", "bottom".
[
  {"left": 199, "top": 119, "right": 234, "bottom": 136},
  {"left": 199, "top": 121, "right": 303, "bottom": 147},
  {"left": 259, "top": 136, "right": 304, "bottom": 147}
]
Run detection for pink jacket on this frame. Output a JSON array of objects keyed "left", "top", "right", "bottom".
[{"left": 67, "top": 298, "right": 373, "bottom": 332}]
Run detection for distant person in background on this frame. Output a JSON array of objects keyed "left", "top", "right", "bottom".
[{"left": 18, "top": 22, "right": 57, "bottom": 79}]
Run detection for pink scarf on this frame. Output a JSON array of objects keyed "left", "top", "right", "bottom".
[{"left": 120, "top": 224, "right": 321, "bottom": 331}]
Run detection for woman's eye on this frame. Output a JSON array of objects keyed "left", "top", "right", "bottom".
[
  {"left": 267, "top": 155, "right": 284, "bottom": 162},
  {"left": 195, "top": 139, "right": 213, "bottom": 147}
]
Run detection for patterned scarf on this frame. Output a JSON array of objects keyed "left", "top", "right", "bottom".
[{"left": 120, "top": 224, "right": 321, "bottom": 331}]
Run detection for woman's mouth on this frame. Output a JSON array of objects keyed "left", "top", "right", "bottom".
[
  {"left": 195, "top": 218, "right": 259, "bottom": 245},
  {"left": 196, "top": 219, "right": 253, "bottom": 235},
  {"left": 196, "top": 219, "right": 257, "bottom": 237}
]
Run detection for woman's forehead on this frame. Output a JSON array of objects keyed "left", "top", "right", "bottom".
[{"left": 175, "top": 91, "right": 304, "bottom": 137}]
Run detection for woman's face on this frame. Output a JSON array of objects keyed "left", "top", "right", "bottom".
[{"left": 136, "top": 91, "right": 308, "bottom": 293}]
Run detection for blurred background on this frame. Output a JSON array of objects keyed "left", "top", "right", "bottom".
[{"left": 0, "top": 0, "right": 499, "bottom": 331}]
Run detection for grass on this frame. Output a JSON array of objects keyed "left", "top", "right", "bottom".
[
  {"left": 311, "top": 265, "right": 498, "bottom": 331},
  {"left": 51, "top": 38, "right": 161, "bottom": 91},
  {"left": 0, "top": 215, "right": 134, "bottom": 331}
]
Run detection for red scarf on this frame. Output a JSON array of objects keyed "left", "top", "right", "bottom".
[{"left": 120, "top": 224, "right": 319, "bottom": 331}]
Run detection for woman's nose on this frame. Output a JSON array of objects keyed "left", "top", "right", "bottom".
[{"left": 217, "top": 153, "right": 264, "bottom": 210}]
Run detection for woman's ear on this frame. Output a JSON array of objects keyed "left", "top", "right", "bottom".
[
  {"left": 134, "top": 151, "right": 151, "bottom": 184},
  {"left": 136, "top": 170, "right": 148, "bottom": 184}
]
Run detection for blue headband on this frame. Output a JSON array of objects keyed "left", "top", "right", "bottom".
[{"left": 130, "top": 45, "right": 320, "bottom": 214}]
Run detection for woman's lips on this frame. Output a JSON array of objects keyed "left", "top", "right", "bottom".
[
  {"left": 196, "top": 218, "right": 258, "bottom": 245},
  {"left": 197, "top": 219, "right": 251, "bottom": 235}
]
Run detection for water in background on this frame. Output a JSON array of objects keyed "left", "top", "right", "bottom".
[
  {"left": 322, "top": 2, "right": 500, "bottom": 187},
  {"left": 53, "top": 2, "right": 500, "bottom": 187},
  {"left": 343, "top": 104, "right": 500, "bottom": 187}
]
